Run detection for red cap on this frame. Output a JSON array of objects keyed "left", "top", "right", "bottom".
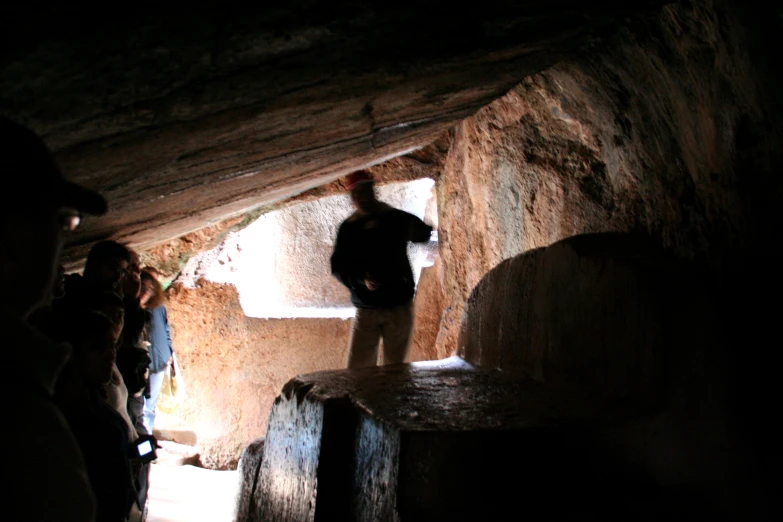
[{"left": 345, "top": 170, "right": 373, "bottom": 190}]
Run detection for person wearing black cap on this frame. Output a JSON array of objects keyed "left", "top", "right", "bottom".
[
  {"left": 1, "top": 116, "right": 107, "bottom": 521},
  {"left": 330, "top": 170, "right": 434, "bottom": 368}
]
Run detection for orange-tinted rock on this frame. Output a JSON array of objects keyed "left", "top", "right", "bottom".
[
  {"left": 138, "top": 217, "right": 244, "bottom": 284},
  {"left": 409, "top": 261, "right": 448, "bottom": 362},
  {"left": 158, "top": 281, "right": 350, "bottom": 469}
]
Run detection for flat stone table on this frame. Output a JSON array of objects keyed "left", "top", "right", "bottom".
[{"left": 248, "top": 357, "right": 666, "bottom": 522}]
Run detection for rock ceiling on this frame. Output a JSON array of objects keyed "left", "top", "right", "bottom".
[{"left": 0, "top": 1, "right": 664, "bottom": 264}]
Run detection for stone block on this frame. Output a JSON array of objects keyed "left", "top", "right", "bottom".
[
  {"left": 459, "top": 232, "right": 722, "bottom": 401},
  {"left": 154, "top": 428, "right": 198, "bottom": 447},
  {"left": 251, "top": 360, "right": 663, "bottom": 521},
  {"left": 234, "top": 437, "right": 265, "bottom": 522}
]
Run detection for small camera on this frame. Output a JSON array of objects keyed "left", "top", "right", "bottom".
[{"left": 130, "top": 434, "right": 158, "bottom": 463}]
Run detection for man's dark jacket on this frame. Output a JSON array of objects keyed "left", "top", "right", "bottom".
[{"left": 331, "top": 204, "right": 432, "bottom": 309}]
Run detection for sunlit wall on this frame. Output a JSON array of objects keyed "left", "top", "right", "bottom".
[{"left": 179, "top": 179, "right": 437, "bottom": 318}]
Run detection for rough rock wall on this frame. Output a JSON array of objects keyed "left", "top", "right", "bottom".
[
  {"left": 410, "top": 259, "right": 449, "bottom": 362},
  {"left": 159, "top": 278, "right": 446, "bottom": 468},
  {"left": 158, "top": 281, "right": 350, "bottom": 469},
  {"left": 436, "top": 0, "right": 783, "bottom": 354},
  {"left": 137, "top": 217, "right": 244, "bottom": 285}
]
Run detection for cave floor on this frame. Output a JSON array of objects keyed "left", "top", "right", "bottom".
[{"left": 146, "top": 463, "right": 239, "bottom": 522}]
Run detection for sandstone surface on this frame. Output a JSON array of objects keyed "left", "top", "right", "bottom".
[
  {"left": 113, "top": 136, "right": 450, "bottom": 276},
  {"left": 410, "top": 261, "right": 449, "bottom": 362},
  {"left": 157, "top": 281, "right": 350, "bottom": 469}
]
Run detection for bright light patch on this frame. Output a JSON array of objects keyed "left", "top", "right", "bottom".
[{"left": 179, "top": 179, "right": 437, "bottom": 319}]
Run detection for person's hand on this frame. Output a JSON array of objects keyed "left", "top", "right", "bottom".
[{"left": 364, "top": 273, "right": 381, "bottom": 291}]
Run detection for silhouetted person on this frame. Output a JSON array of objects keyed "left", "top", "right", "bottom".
[
  {"left": 50, "top": 241, "right": 132, "bottom": 343},
  {"left": 331, "top": 170, "right": 434, "bottom": 368},
  {"left": 47, "top": 241, "right": 131, "bottom": 358},
  {"left": 117, "top": 248, "right": 152, "bottom": 518},
  {"left": 117, "top": 248, "right": 150, "bottom": 429},
  {"left": 58, "top": 240, "right": 131, "bottom": 305},
  {"left": 55, "top": 311, "right": 138, "bottom": 522},
  {"left": 140, "top": 267, "right": 173, "bottom": 433},
  {"left": 89, "top": 290, "right": 127, "bottom": 341},
  {"left": 1, "top": 115, "right": 107, "bottom": 521},
  {"left": 87, "top": 291, "right": 138, "bottom": 442}
]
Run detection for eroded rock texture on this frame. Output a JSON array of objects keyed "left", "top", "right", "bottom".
[
  {"left": 435, "top": 0, "right": 783, "bottom": 353},
  {"left": 0, "top": 0, "right": 664, "bottom": 264},
  {"left": 410, "top": 261, "right": 449, "bottom": 362}
]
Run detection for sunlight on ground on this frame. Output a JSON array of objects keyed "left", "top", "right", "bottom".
[{"left": 146, "top": 464, "right": 239, "bottom": 522}]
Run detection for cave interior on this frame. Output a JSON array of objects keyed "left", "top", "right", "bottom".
[{"left": 2, "top": 0, "right": 781, "bottom": 520}]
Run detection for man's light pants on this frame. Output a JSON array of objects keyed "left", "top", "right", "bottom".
[{"left": 347, "top": 301, "right": 413, "bottom": 369}]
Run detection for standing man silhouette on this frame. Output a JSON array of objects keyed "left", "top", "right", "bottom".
[
  {"left": 331, "top": 170, "right": 434, "bottom": 368},
  {"left": 1, "top": 115, "right": 107, "bottom": 521}
]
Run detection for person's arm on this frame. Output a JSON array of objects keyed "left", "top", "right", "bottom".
[
  {"left": 163, "top": 306, "right": 173, "bottom": 356},
  {"left": 406, "top": 212, "right": 434, "bottom": 243},
  {"left": 330, "top": 223, "right": 361, "bottom": 289}
]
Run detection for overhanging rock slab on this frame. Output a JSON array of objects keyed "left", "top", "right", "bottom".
[{"left": 0, "top": 1, "right": 666, "bottom": 264}]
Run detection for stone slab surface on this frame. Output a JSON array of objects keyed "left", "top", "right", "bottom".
[{"left": 251, "top": 360, "right": 663, "bottom": 522}]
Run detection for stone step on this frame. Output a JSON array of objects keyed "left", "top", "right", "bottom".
[
  {"left": 153, "top": 428, "right": 198, "bottom": 447},
  {"left": 154, "top": 440, "right": 201, "bottom": 467}
]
